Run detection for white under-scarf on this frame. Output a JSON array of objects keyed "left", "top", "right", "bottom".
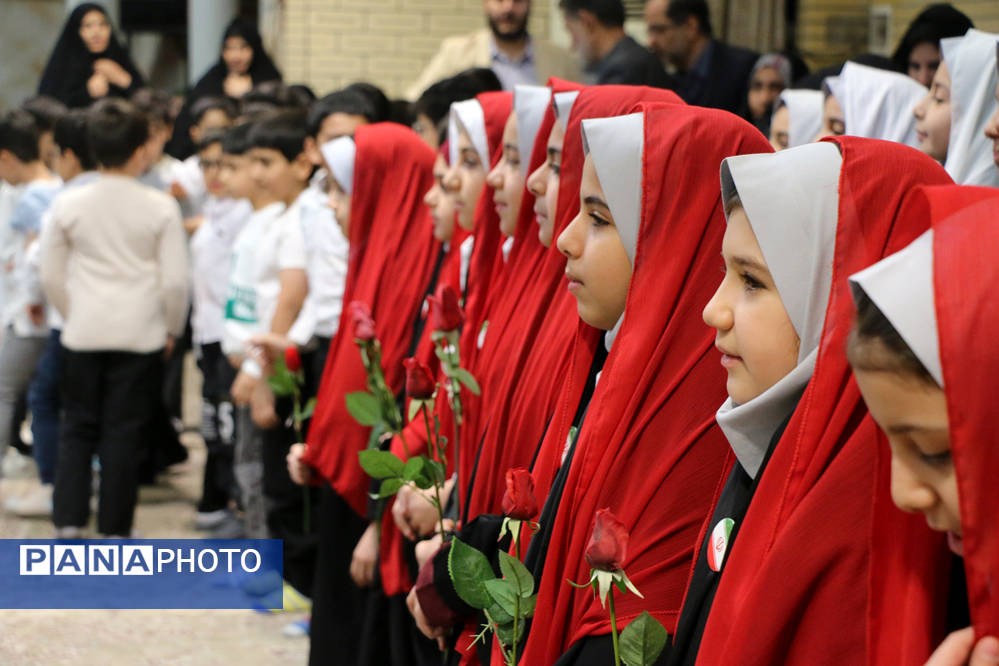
[
  {"left": 941, "top": 29, "right": 999, "bottom": 187},
  {"left": 777, "top": 89, "right": 824, "bottom": 148},
  {"left": 320, "top": 136, "right": 356, "bottom": 195},
  {"left": 832, "top": 61, "right": 927, "bottom": 146},
  {"left": 514, "top": 85, "right": 551, "bottom": 179}
]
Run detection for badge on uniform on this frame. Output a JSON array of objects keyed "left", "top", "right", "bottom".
[{"left": 707, "top": 517, "right": 735, "bottom": 572}]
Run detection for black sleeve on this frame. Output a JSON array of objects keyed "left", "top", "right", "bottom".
[{"left": 557, "top": 634, "right": 670, "bottom": 666}]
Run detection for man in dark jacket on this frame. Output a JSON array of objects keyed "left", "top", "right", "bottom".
[
  {"left": 561, "top": 0, "right": 675, "bottom": 89},
  {"left": 646, "top": 0, "right": 758, "bottom": 112}
]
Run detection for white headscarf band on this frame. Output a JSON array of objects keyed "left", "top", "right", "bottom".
[
  {"left": 448, "top": 99, "right": 489, "bottom": 169},
  {"left": 836, "top": 61, "right": 927, "bottom": 146},
  {"left": 320, "top": 136, "right": 356, "bottom": 195},
  {"left": 777, "top": 89, "right": 824, "bottom": 147},
  {"left": 514, "top": 85, "right": 552, "bottom": 180},
  {"left": 941, "top": 29, "right": 999, "bottom": 187}
]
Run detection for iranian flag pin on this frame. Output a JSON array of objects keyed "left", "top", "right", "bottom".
[{"left": 707, "top": 517, "right": 735, "bottom": 572}]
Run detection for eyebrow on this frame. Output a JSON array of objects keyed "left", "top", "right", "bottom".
[
  {"left": 731, "top": 255, "right": 770, "bottom": 274},
  {"left": 932, "top": 83, "right": 950, "bottom": 94},
  {"left": 503, "top": 142, "right": 518, "bottom": 153},
  {"left": 583, "top": 195, "right": 609, "bottom": 209},
  {"left": 547, "top": 147, "right": 562, "bottom": 159}
]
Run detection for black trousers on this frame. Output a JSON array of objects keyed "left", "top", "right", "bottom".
[
  {"left": 196, "top": 342, "right": 238, "bottom": 513},
  {"left": 53, "top": 348, "right": 163, "bottom": 536}
]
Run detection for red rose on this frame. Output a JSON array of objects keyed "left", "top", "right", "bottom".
[
  {"left": 403, "top": 357, "right": 436, "bottom": 399},
  {"left": 349, "top": 301, "right": 377, "bottom": 341},
  {"left": 501, "top": 468, "right": 538, "bottom": 520},
  {"left": 428, "top": 284, "right": 464, "bottom": 332},
  {"left": 284, "top": 346, "right": 302, "bottom": 373},
  {"left": 584, "top": 509, "right": 628, "bottom": 572}
]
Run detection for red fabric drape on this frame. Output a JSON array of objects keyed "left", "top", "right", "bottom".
[
  {"left": 302, "top": 123, "right": 441, "bottom": 516},
  {"left": 693, "top": 137, "right": 952, "bottom": 665},
  {"left": 519, "top": 103, "right": 770, "bottom": 665}
]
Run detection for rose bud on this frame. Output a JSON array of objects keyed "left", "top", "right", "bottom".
[
  {"left": 284, "top": 346, "right": 302, "bottom": 373},
  {"left": 403, "top": 357, "right": 436, "bottom": 399},
  {"left": 428, "top": 284, "right": 464, "bottom": 332},
  {"left": 501, "top": 468, "right": 538, "bottom": 520},
  {"left": 584, "top": 508, "right": 628, "bottom": 572},
  {"left": 349, "top": 300, "right": 377, "bottom": 341}
]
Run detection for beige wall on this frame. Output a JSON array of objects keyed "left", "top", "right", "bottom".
[
  {"left": 279, "top": 0, "right": 552, "bottom": 99},
  {"left": 798, "top": 0, "right": 999, "bottom": 70}
]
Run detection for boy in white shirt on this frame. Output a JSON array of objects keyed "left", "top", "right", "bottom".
[{"left": 40, "top": 98, "right": 189, "bottom": 538}]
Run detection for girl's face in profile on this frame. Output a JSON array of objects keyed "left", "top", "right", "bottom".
[
  {"left": 769, "top": 104, "right": 790, "bottom": 151},
  {"left": 486, "top": 113, "right": 524, "bottom": 238},
  {"left": 913, "top": 61, "right": 952, "bottom": 164},
  {"left": 556, "top": 154, "right": 632, "bottom": 331},
  {"left": 424, "top": 154, "right": 456, "bottom": 243},
  {"left": 79, "top": 10, "right": 111, "bottom": 54},
  {"left": 703, "top": 206, "right": 799, "bottom": 405},
  {"left": 222, "top": 36, "right": 253, "bottom": 75},
  {"left": 813, "top": 93, "right": 844, "bottom": 141},
  {"left": 445, "top": 122, "right": 487, "bottom": 232},
  {"left": 852, "top": 368, "right": 960, "bottom": 554},
  {"left": 982, "top": 80, "right": 999, "bottom": 169},
  {"left": 326, "top": 176, "right": 351, "bottom": 237},
  {"left": 526, "top": 119, "right": 565, "bottom": 248}
]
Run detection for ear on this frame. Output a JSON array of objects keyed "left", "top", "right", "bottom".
[
  {"left": 189, "top": 124, "right": 203, "bottom": 144},
  {"left": 577, "top": 9, "right": 599, "bottom": 31},
  {"left": 684, "top": 15, "right": 699, "bottom": 39},
  {"left": 293, "top": 151, "right": 314, "bottom": 182},
  {"left": 304, "top": 136, "right": 322, "bottom": 167}
]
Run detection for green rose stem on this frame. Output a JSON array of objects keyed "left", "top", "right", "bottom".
[
  {"left": 290, "top": 385, "right": 311, "bottom": 534},
  {"left": 511, "top": 533, "right": 523, "bottom": 665},
  {"left": 420, "top": 404, "right": 448, "bottom": 543},
  {"left": 442, "top": 332, "right": 462, "bottom": 523},
  {"left": 608, "top": 587, "right": 621, "bottom": 666}
]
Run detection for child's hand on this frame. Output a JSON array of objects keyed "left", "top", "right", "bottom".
[
  {"left": 247, "top": 333, "right": 296, "bottom": 375},
  {"left": 230, "top": 370, "right": 257, "bottom": 406},
  {"left": 925, "top": 628, "right": 999, "bottom": 666},
  {"left": 286, "top": 443, "right": 314, "bottom": 486},
  {"left": 406, "top": 587, "right": 448, "bottom": 650},
  {"left": 250, "top": 380, "right": 277, "bottom": 429},
  {"left": 170, "top": 182, "right": 188, "bottom": 201},
  {"left": 350, "top": 522, "right": 380, "bottom": 587},
  {"left": 183, "top": 216, "right": 204, "bottom": 234},
  {"left": 26, "top": 304, "right": 44, "bottom": 326}
]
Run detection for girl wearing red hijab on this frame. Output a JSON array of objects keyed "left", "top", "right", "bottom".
[
  {"left": 668, "top": 137, "right": 952, "bottom": 666},
  {"left": 297, "top": 123, "right": 441, "bottom": 664},
  {"left": 848, "top": 186, "right": 999, "bottom": 665},
  {"left": 514, "top": 103, "right": 769, "bottom": 666}
]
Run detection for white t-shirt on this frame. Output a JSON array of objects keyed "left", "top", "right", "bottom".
[
  {"left": 190, "top": 196, "right": 253, "bottom": 345},
  {"left": 288, "top": 178, "right": 349, "bottom": 346},
  {"left": 0, "top": 182, "right": 25, "bottom": 312},
  {"left": 5, "top": 179, "right": 62, "bottom": 336},
  {"left": 221, "top": 201, "right": 286, "bottom": 358}
]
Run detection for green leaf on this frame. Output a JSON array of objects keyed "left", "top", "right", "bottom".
[
  {"left": 402, "top": 456, "right": 427, "bottom": 482},
  {"left": 498, "top": 551, "right": 534, "bottom": 598},
  {"left": 407, "top": 399, "right": 422, "bottom": 423},
  {"left": 452, "top": 367, "right": 481, "bottom": 395},
  {"left": 345, "top": 391, "right": 382, "bottom": 426},
  {"left": 428, "top": 459, "right": 447, "bottom": 485},
  {"left": 619, "top": 611, "right": 668, "bottom": 666},
  {"left": 375, "top": 477, "right": 404, "bottom": 499},
  {"left": 483, "top": 578, "right": 519, "bottom": 617},
  {"left": 298, "top": 397, "right": 316, "bottom": 421},
  {"left": 492, "top": 619, "right": 522, "bottom": 647},
  {"left": 447, "top": 538, "right": 496, "bottom": 610},
  {"left": 267, "top": 370, "right": 298, "bottom": 397},
  {"left": 358, "top": 449, "right": 405, "bottom": 479},
  {"left": 485, "top": 599, "right": 513, "bottom": 626}
]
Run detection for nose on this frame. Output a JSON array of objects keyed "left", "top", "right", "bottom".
[
  {"left": 913, "top": 94, "right": 928, "bottom": 121},
  {"left": 443, "top": 163, "right": 461, "bottom": 193},
  {"left": 487, "top": 160, "right": 503, "bottom": 189},
  {"left": 556, "top": 211, "right": 586, "bottom": 259},
  {"left": 527, "top": 160, "right": 547, "bottom": 197},
  {"left": 702, "top": 278, "right": 734, "bottom": 332},
  {"left": 890, "top": 455, "right": 937, "bottom": 515},
  {"left": 984, "top": 108, "right": 999, "bottom": 140},
  {"left": 424, "top": 183, "right": 439, "bottom": 208}
]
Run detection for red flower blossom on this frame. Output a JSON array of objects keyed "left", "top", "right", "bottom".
[
  {"left": 501, "top": 468, "right": 538, "bottom": 520},
  {"left": 428, "top": 284, "right": 464, "bottom": 332},
  {"left": 284, "top": 346, "right": 302, "bottom": 373},
  {"left": 349, "top": 301, "right": 376, "bottom": 341},
  {"left": 584, "top": 509, "right": 628, "bottom": 572},
  {"left": 403, "top": 357, "right": 436, "bottom": 399}
]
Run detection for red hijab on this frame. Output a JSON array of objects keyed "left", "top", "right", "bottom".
[
  {"left": 518, "top": 104, "right": 770, "bottom": 665},
  {"left": 936, "top": 193, "right": 999, "bottom": 642},
  {"left": 692, "top": 137, "right": 952, "bottom": 665},
  {"left": 302, "top": 123, "right": 441, "bottom": 516}
]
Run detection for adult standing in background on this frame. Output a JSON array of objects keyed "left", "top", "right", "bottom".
[
  {"left": 561, "top": 0, "right": 675, "bottom": 88},
  {"left": 405, "top": 0, "right": 580, "bottom": 100},
  {"left": 645, "top": 0, "right": 758, "bottom": 112},
  {"left": 891, "top": 3, "right": 973, "bottom": 87},
  {"left": 168, "top": 18, "right": 282, "bottom": 159},
  {"left": 38, "top": 3, "right": 144, "bottom": 109}
]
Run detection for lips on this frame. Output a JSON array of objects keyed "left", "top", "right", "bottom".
[
  {"left": 715, "top": 344, "right": 742, "bottom": 368},
  {"left": 947, "top": 531, "right": 964, "bottom": 556},
  {"left": 565, "top": 270, "right": 583, "bottom": 291},
  {"left": 916, "top": 130, "right": 928, "bottom": 143}
]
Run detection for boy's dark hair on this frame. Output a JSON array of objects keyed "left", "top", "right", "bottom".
[
  {"left": 346, "top": 82, "right": 391, "bottom": 122},
  {"left": 288, "top": 84, "right": 317, "bottom": 107},
  {"left": 131, "top": 87, "right": 175, "bottom": 127},
  {"left": 559, "top": 0, "right": 626, "bottom": 27},
  {"left": 190, "top": 96, "right": 238, "bottom": 126},
  {"left": 666, "top": 0, "right": 713, "bottom": 36},
  {"left": 0, "top": 109, "right": 42, "bottom": 163},
  {"left": 306, "top": 88, "right": 378, "bottom": 137},
  {"left": 221, "top": 122, "right": 254, "bottom": 156},
  {"left": 246, "top": 110, "right": 308, "bottom": 162},
  {"left": 413, "top": 68, "right": 503, "bottom": 144},
  {"left": 21, "top": 95, "right": 68, "bottom": 133},
  {"left": 86, "top": 98, "right": 149, "bottom": 168},
  {"left": 197, "top": 127, "right": 228, "bottom": 152},
  {"left": 389, "top": 99, "right": 415, "bottom": 127},
  {"left": 53, "top": 109, "right": 96, "bottom": 170},
  {"left": 847, "top": 286, "right": 937, "bottom": 386}
]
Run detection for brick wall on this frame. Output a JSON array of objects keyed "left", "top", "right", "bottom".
[{"left": 278, "top": 0, "right": 552, "bottom": 100}]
